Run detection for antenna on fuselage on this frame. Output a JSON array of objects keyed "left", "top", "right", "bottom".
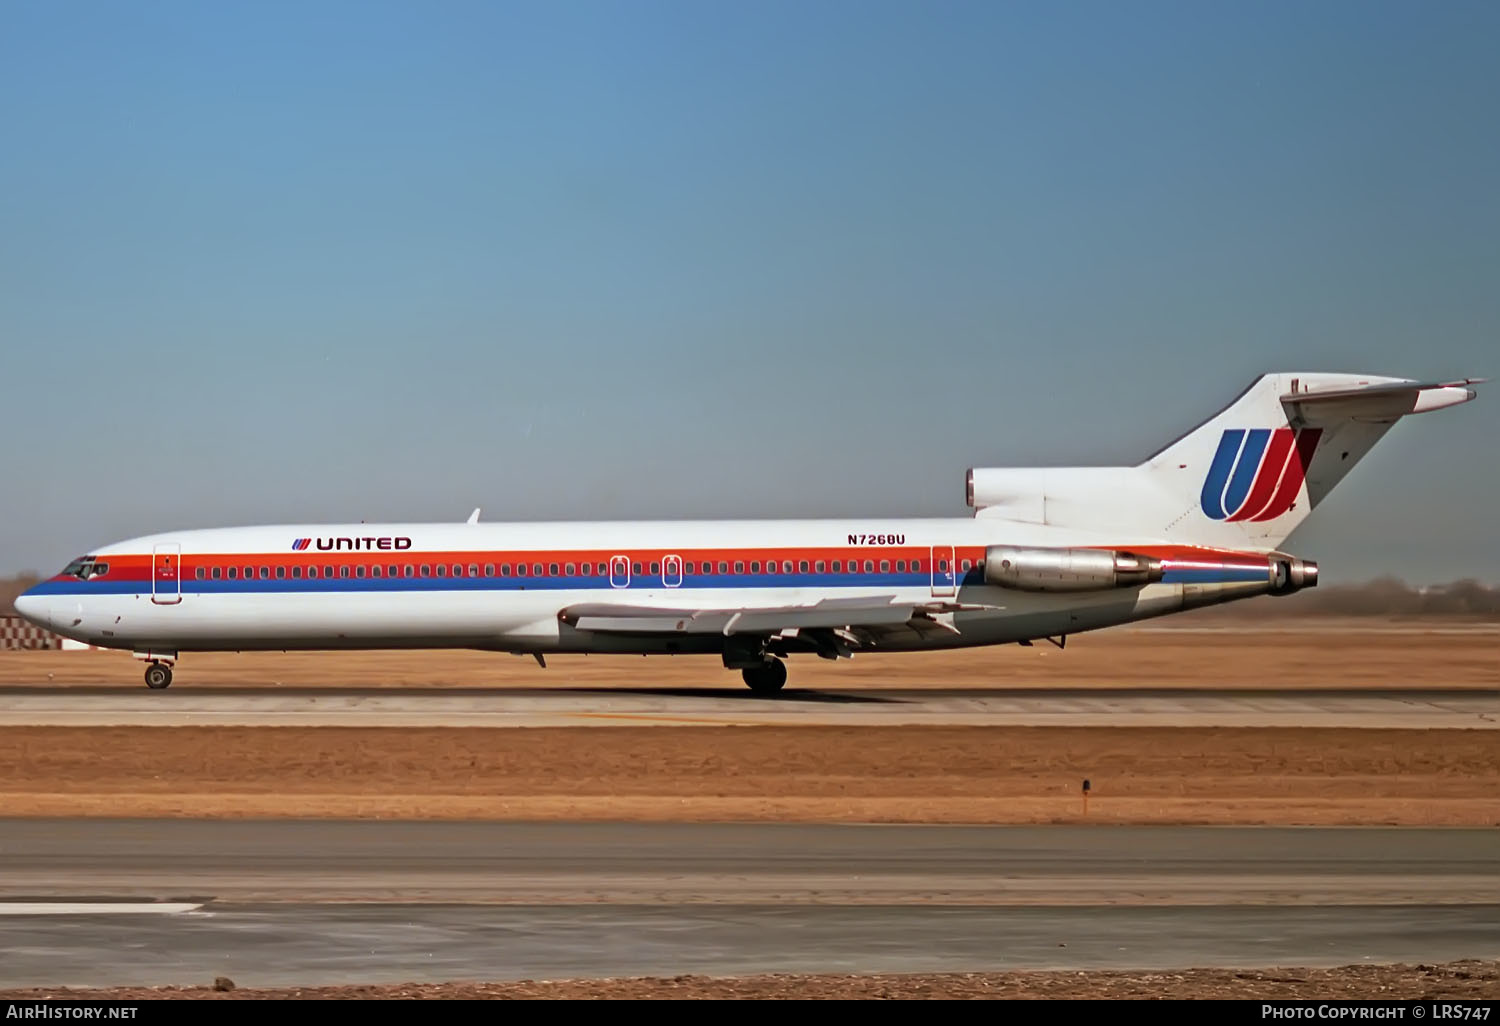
[{"left": 466, "top": 508, "right": 481, "bottom": 524}]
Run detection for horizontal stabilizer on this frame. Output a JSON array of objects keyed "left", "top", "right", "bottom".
[{"left": 1280, "top": 377, "right": 1483, "bottom": 423}]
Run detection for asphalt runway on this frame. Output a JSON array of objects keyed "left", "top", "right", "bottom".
[
  {"left": 1, "top": 686, "right": 1495, "bottom": 728},
  {"left": 0, "top": 822, "right": 1496, "bottom": 987},
  {"left": 8, "top": 904, "right": 1500, "bottom": 989}
]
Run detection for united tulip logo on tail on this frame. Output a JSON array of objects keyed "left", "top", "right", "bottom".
[{"left": 1200, "top": 427, "right": 1322, "bottom": 522}]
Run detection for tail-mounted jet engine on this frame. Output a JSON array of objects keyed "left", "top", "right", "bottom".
[{"left": 984, "top": 546, "right": 1165, "bottom": 593}]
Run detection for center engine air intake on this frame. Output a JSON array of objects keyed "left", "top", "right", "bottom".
[{"left": 984, "top": 546, "right": 1165, "bottom": 592}]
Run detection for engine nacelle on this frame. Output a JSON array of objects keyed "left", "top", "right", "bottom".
[
  {"left": 984, "top": 546, "right": 1165, "bottom": 592},
  {"left": 1271, "top": 557, "right": 1319, "bottom": 594}
]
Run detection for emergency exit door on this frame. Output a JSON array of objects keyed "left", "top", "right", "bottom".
[
  {"left": 152, "top": 544, "right": 182, "bottom": 605},
  {"left": 930, "top": 544, "right": 956, "bottom": 597}
]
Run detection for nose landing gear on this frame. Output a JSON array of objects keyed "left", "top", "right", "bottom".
[{"left": 134, "top": 650, "right": 178, "bottom": 689}]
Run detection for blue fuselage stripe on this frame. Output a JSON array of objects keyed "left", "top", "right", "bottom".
[{"left": 29, "top": 565, "right": 1268, "bottom": 596}]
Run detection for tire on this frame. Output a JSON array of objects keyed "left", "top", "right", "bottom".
[{"left": 742, "top": 658, "right": 787, "bottom": 693}]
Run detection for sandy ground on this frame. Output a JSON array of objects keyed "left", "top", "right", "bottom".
[
  {"left": 2, "top": 623, "right": 1496, "bottom": 689},
  {"left": 4, "top": 961, "right": 1496, "bottom": 1000},
  {"left": 2, "top": 725, "right": 1496, "bottom": 824}
]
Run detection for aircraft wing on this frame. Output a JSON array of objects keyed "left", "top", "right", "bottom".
[
  {"left": 558, "top": 597, "right": 999, "bottom": 655},
  {"left": 559, "top": 596, "right": 919, "bottom": 635}
]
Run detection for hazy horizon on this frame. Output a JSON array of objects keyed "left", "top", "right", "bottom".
[{"left": 3, "top": 2, "right": 1495, "bottom": 584}]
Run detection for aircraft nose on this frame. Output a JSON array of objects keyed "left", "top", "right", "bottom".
[{"left": 13, "top": 591, "right": 49, "bottom": 628}]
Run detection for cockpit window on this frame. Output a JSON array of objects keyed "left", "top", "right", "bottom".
[{"left": 61, "top": 556, "right": 109, "bottom": 580}]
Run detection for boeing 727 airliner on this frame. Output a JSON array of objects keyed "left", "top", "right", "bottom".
[{"left": 13, "top": 372, "right": 1482, "bottom": 690}]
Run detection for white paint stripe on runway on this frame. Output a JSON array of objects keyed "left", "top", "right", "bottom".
[{"left": 0, "top": 902, "right": 202, "bottom": 916}]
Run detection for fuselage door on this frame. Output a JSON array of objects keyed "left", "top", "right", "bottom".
[
  {"left": 152, "top": 544, "right": 182, "bottom": 605},
  {"left": 930, "top": 544, "right": 956, "bottom": 598},
  {"left": 609, "top": 555, "right": 630, "bottom": 589},
  {"left": 662, "top": 554, "right": 682, "bottom": 588}
]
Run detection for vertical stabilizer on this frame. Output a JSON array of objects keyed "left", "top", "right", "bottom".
[{"left": 969, "top": 373, "right": 1481, "bottom": 551}]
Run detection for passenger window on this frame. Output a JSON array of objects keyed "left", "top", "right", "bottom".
[
  {"left": 436, "top": 565, "right": 447, "bottom": 577},
  {"left": 324, "top": 566, "right": 334, "bottom": 579},
  {"left": 258, "top": 566, "right": 269, "bottom": 579},
  {"left": 337, "top": 566, "right": 348, "bottom": 578},
  {"left": 632, "top": 562, "right": 642, "bottom": 575},
  {"left": 484, "top": 563, "right": 495, "bottom": 576},
  {"left": 596, "top": 562, "right": 607, "bottom": 575},
  {"left": 403, "top": 565, "right": 413, "bottom": 577},
  {"left": 227, "top": 567, "right": 238, "bottom": 580},
  {"left": 195, "top": 568, "right": 205, "bottom": 580},
  {"left": 581, "top": 563, "right": 591, "bottom": 576},
  {"left": 816, "top": 561, "right": 825, "bottom": 573},
  {"left": 961, "top": 559, "right": 972, "bottom": 572},
  {"left": 292, "top": 566, "right": 303, "bottom": 579},
  {"left": 212, "top": 567, "right": 222, "bottom": 580},
  {"left": 734, "top": 561, "right": 744, "bottom": 574},
  {"left": 651, "top": 562, "right": 660, "bottom": 574},
  {"left": 565, "top": 563, "right": 575, "bottom": 575},
  {"left": 715, "top": 561, "right": 726, "bottom": 573},
  {"left": 276, "top": 566, "right": 286, "bottom": 579},
  {"left": 896, "top": 560, "right": 905, "bottom": 572},
  {"left": 371, "top": 565, "right": 382, "bottom": 578},
  {"left": 548, "top": 563, "right": 558, "bottom": 576},
  {"left": 799, "top": 560, "right": 809, "bottom": 573},
  {"left": 701, "top": 562, "right": 712, "bottom": 575},
  {"left": 500, "top": 564, "right": 511, "bottom": 577},
  {"left": 782, "top": 561, "right": 792, "bottom": 574},
  {"left": 864, "top": 560, "right": 874, "bottom": 572},
  {"left": 533, "top": 563, "right": 543, "bottom": 577},
  {"left": 355, "top": 566, "right": 366, "bottom": 578},
  {"left": 420, "top": 565, "right": 431, "bottom": 577},
  {"left": 940, "top": 559, "right": 949, "bottom": 572},
  {"left": 685, "top": 562, "right": 696, "bottom": 574},
  {"left": 832, "top": 561, "right": 841, "bottom": 573}
]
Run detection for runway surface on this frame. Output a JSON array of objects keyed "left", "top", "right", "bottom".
[
  {"left": 0, "top": 822, "right": 1496, "bottom": 987},
  {"left": 1, "top": 686, "right": 1495, "bottom": 728},
  {"left": 4, "top": 821, "right": 1497, "bottom": 904},
  {"left": 7, "top": 903, "right": 1499, "bottom": 989}
]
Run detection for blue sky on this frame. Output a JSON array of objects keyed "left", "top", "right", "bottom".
[{"left": 2, "top": 1, "right": 1495, "bottom": 583}]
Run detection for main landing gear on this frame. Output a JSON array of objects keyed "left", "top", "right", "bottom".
[
  {"left": 741, "top": 658, "right": 787, "bottom": 694},
  {"left": 143, "top": 663, "right": 173, "bottom": 689}
]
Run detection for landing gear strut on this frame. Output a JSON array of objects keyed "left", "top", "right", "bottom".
[
  {"left": 144, "top": 663, "right": 173, "bottom": 690},
  {"left": 741, "top": 658, "right": 787, "bottom": 694}
]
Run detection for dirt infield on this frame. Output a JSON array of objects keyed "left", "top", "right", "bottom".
[
  {"left": 5, "top": 961, "right": 1497, "bottom": 1000},
  {"left": 1, "top": 623, "right": 1496, "bottom": 689},
  {"left": 2, "top": 725, "right": 1496, "bottom": 824}
]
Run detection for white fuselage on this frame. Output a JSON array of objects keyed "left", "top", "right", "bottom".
[{"left": 19, "top": 517, "right": 1284, "bottom": 659}]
